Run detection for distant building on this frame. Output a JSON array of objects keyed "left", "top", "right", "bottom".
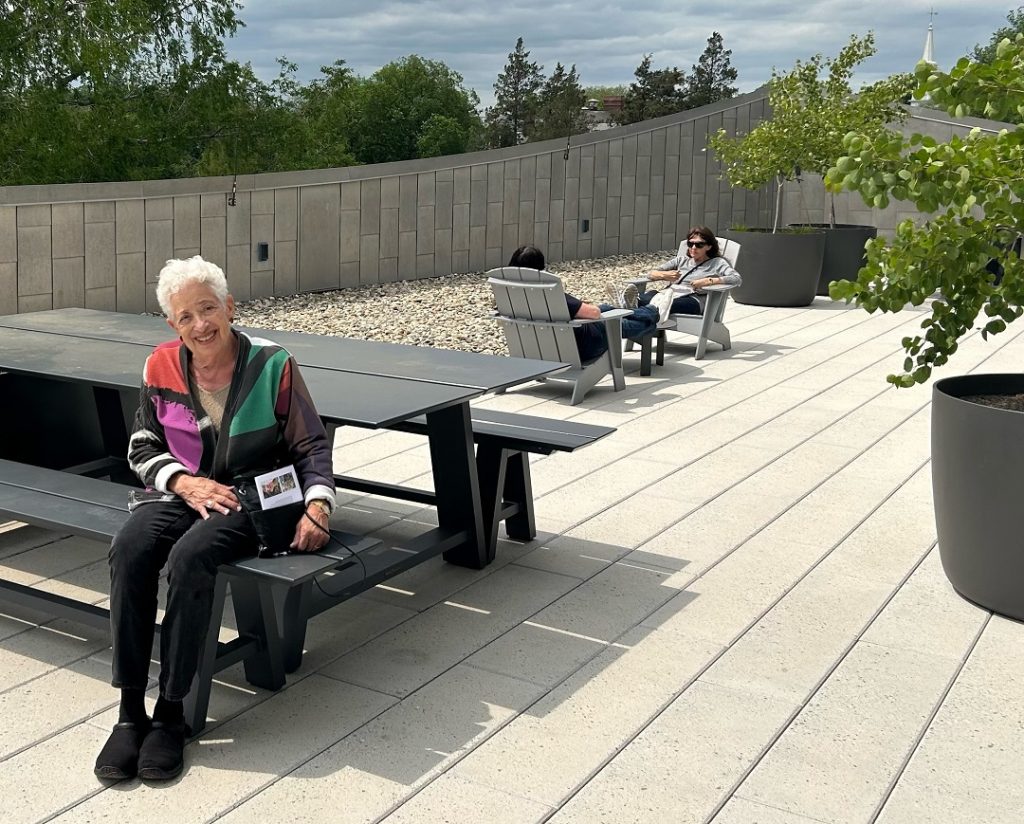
[{"left": 581, "top": 96, "right": 622, "bottom": 132}]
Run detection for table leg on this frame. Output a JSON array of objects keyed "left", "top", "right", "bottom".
[
  {"left": 476, "top": 443, "right": 509, "bottom": 564},
  {"left": 93, "top": 386, "right": 131, "bottom": 458},
  {"left": 427, "top": 403, "right": 487, "bottom": 569}
]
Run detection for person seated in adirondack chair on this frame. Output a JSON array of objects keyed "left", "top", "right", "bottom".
[
  {"left": 638, "top": 225, "right": 742, "bottom": 315},
  {"left": 508, "top": 246, "right": 659, "bottom": 362}
]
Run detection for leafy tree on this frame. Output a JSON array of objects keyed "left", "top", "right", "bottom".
[
  {"left": 709, "top": 33, "right": 911, "bottom": 230},
  {"left": 193, "top": 59, "right": 344, "bottom": 177},
  {"left": 0, "top": 0, "right": 302, "bottom": 184},
  {"left": 971, "top": 6, "right": 1024, "bottom": 63},
  {"left": 417, "top": 114, "right": 470, "bottom": 158},
  {"left": 616, "top": 54, "right": 685, "bottom": 125},
  {"left": 684, "top": 32, "right": 738, "bottom": 109},
  {"left": 0, "top": 0, "right": 239, "bottom": 93},
  {"left": 485, "top": 37, "right": 543, "bottom": 147},
  {"left": 528, "top": 63, "right": 588, "bottom": 142},
  {"left": 827, "top": 34, "right": 1024, "bottom": 386},
  {"left": 287, "top": 59, "right": 361, "bottom": 170},
  {"left": 341, "top": 55, "right": 481, "bottom": 165}
]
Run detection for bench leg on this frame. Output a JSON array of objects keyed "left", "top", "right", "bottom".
[
  {"left": 477, "top": 445, "right": 536, "bottom": 562},
  {"left": 656, "top": 329, "right": 666, "bottom": 365},
  {"left": 231, "top": 577, "right": 286, "bottom": 692},
  {"left": 184, "top": 573, "right": 229, "bottom": 735},
  {"left": 502, "top": 450, "right": 536, "bottom": 543},
  {"left": 281, "top": 581, "right": 313, "bottom": 674}
]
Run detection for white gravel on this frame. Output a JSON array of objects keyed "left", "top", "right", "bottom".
[{"left": 234, "top": 251, "right": 673, "bottom": 355}]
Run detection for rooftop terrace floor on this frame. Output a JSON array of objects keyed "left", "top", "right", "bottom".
[{"left": 2, "top": 296, "right": 1021, "bottom": 823}]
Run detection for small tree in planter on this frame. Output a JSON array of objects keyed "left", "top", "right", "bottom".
[
  {"left": 707, "top": 33, "right": 911, "bottom": 305},
  {"left": 710, "top": 32, "right": 910, "bottom": 232},
  {"left": 826, "top": 35, "right": 1024, "bottom": 386},
  {"left": 826, "top": 35, "right": 1024, "bottom": 620}
]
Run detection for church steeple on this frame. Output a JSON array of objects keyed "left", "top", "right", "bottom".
[
  {"left": 921, "top": 7, "right": 938, "bottom": 66},
  {"left": 912, "top": 9, "right": 938, "bottom": 107}
]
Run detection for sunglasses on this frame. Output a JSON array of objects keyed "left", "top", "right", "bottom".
[{"left": 686, "top": 240, "right": 708, "bottom": 248}]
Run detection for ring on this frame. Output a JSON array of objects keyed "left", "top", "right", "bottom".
[{"left": 206, "top": 499, "right": 213, "bottom": 507}]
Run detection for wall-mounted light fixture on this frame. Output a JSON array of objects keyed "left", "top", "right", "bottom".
[{"left": 257, "top": 242, "right": 269, "bottom": 262}]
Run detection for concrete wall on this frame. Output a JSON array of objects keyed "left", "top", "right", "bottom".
[
  {"left": 0, "top": 90, "right": 773, "bottom": 315},
  {"left": 0, "top": 91, "right": 1004, "bottom": 316}
]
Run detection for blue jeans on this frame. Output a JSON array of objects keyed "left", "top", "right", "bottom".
[
  {"left": 577, "top": 304, "right": 661, "bottom": 362},
  {"left": 637, "top": 290, "right": 701, "bottom": 315}
]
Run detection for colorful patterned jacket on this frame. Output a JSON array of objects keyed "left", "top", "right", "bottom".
[{"left": 128, "top": 331, "right": 336, "bottom": 508}]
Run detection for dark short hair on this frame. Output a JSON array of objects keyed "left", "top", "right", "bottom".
[
  {"left": 509, "top": 245, "right": 546, "bottom": 270},
  {"left": 687, "top": 226, "right": 720, "bottom": 259}
]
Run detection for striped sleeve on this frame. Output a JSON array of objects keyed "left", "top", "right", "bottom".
[{"left": 127, "top": 354, "right": 192, "bottom": 492}]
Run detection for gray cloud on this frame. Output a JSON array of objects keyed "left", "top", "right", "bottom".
[{"left": 226, "top": 1, "right": 1013, "bottom": 106}]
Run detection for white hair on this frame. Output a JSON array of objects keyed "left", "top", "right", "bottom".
[{"left": 155, "top": 256, "right": 230, "bottom": 317}]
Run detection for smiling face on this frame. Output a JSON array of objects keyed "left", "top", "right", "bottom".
[
  {"left": 687, "top": 233, "right": 711, "bottom": 264},
  {"left": 166, "top": 281, "right": 236, "bottom": 362}
]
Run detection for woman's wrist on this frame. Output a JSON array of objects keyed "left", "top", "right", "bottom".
[{"left": 307, "top": 498, "right": 331, "bottom": 517}]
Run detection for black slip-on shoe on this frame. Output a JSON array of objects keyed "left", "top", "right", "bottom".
[
  {"left": 137, "top": 721, "right": 189, "bottom": 781},
  {"left": 94, "top": 720, "right": 150, "bottom": 780}
]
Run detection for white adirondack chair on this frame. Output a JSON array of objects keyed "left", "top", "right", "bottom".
[
  {"left": 487, "top": 267, "right": 631, "bottom": 405},
  {"left": 627, "top": 237, "right": 742, "bottom": 365}
]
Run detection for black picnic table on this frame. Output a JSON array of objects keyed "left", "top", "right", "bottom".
[
  {"left": 0, "top": 307, "right": 560, "bottom": 392},
  {"left": 0, "top": 310, "right": 567, "bottom": 569}
]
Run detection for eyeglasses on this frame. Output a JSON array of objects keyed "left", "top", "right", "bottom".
[{"left": 686, "top": 240, "right": 708, "bottom": 248}]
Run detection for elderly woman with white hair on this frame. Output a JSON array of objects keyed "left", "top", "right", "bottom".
[{"left": 94, "top": 256, "right": 336, "bottom": 782}]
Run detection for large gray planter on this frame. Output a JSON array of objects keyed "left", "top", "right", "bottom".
[
  {"left": 933, "top": 374, "right": 1024, "bottom": 620},
  {"left": 720, "top": 229, "right": 825, "bottom": 307},
  {"left": 791, "top": 224, "right": 878, "bottom": 296}
]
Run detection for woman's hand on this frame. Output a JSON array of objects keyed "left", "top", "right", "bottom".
[
  {"left": 291, "top": 503, "right": 330, "bottom": 552},
  {"left": 169, "top": 474, "right": 240, "bottom": 519},
  {"left": 692, "top": 277, "right": 718, "bottom": 290}
]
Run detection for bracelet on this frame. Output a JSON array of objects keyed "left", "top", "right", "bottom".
[{"left": 308, "top": 498, "right": 331, "bottom": 517}]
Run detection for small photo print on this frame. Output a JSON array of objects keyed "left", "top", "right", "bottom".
[{"left": 254, "top": 465, "right": 303, "bottom": 510}]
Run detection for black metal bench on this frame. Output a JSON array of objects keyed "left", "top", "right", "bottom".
[
  {"left": 332, "top": 408, "right": 616, "bottom": 564},
  {"left": 0, "top": 409, "right": 614, "bottom": 732},
  {"left": 0, "top": 459, "right": 386, "bottom": 734}
]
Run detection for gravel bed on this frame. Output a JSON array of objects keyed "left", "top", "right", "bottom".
[{"left": 233, "top": 251, "right": 673, "bottom": 356}]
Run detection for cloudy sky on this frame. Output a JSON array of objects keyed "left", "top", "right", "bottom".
[{"left": 225, "top": 1, "right": 1016, "bottom": 106}]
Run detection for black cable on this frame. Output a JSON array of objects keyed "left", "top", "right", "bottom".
[{"left": 302, "top": 511, "right": 369, "bottom": 597}]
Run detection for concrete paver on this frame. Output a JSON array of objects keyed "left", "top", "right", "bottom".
[{"left": 2, "top": 299, "right": 1023, "bottom": 823}]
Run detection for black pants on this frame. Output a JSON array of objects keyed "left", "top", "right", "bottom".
[{"left": 108, "top": 499, "right": 257, "bottom": 701}]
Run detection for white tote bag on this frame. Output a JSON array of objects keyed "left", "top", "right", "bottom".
[
  {"left": 649, "top": 282, "right": 694, "bottom": 323},
  {"left": 649, "top": 288, "right": 676, "bottom": 323}
]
